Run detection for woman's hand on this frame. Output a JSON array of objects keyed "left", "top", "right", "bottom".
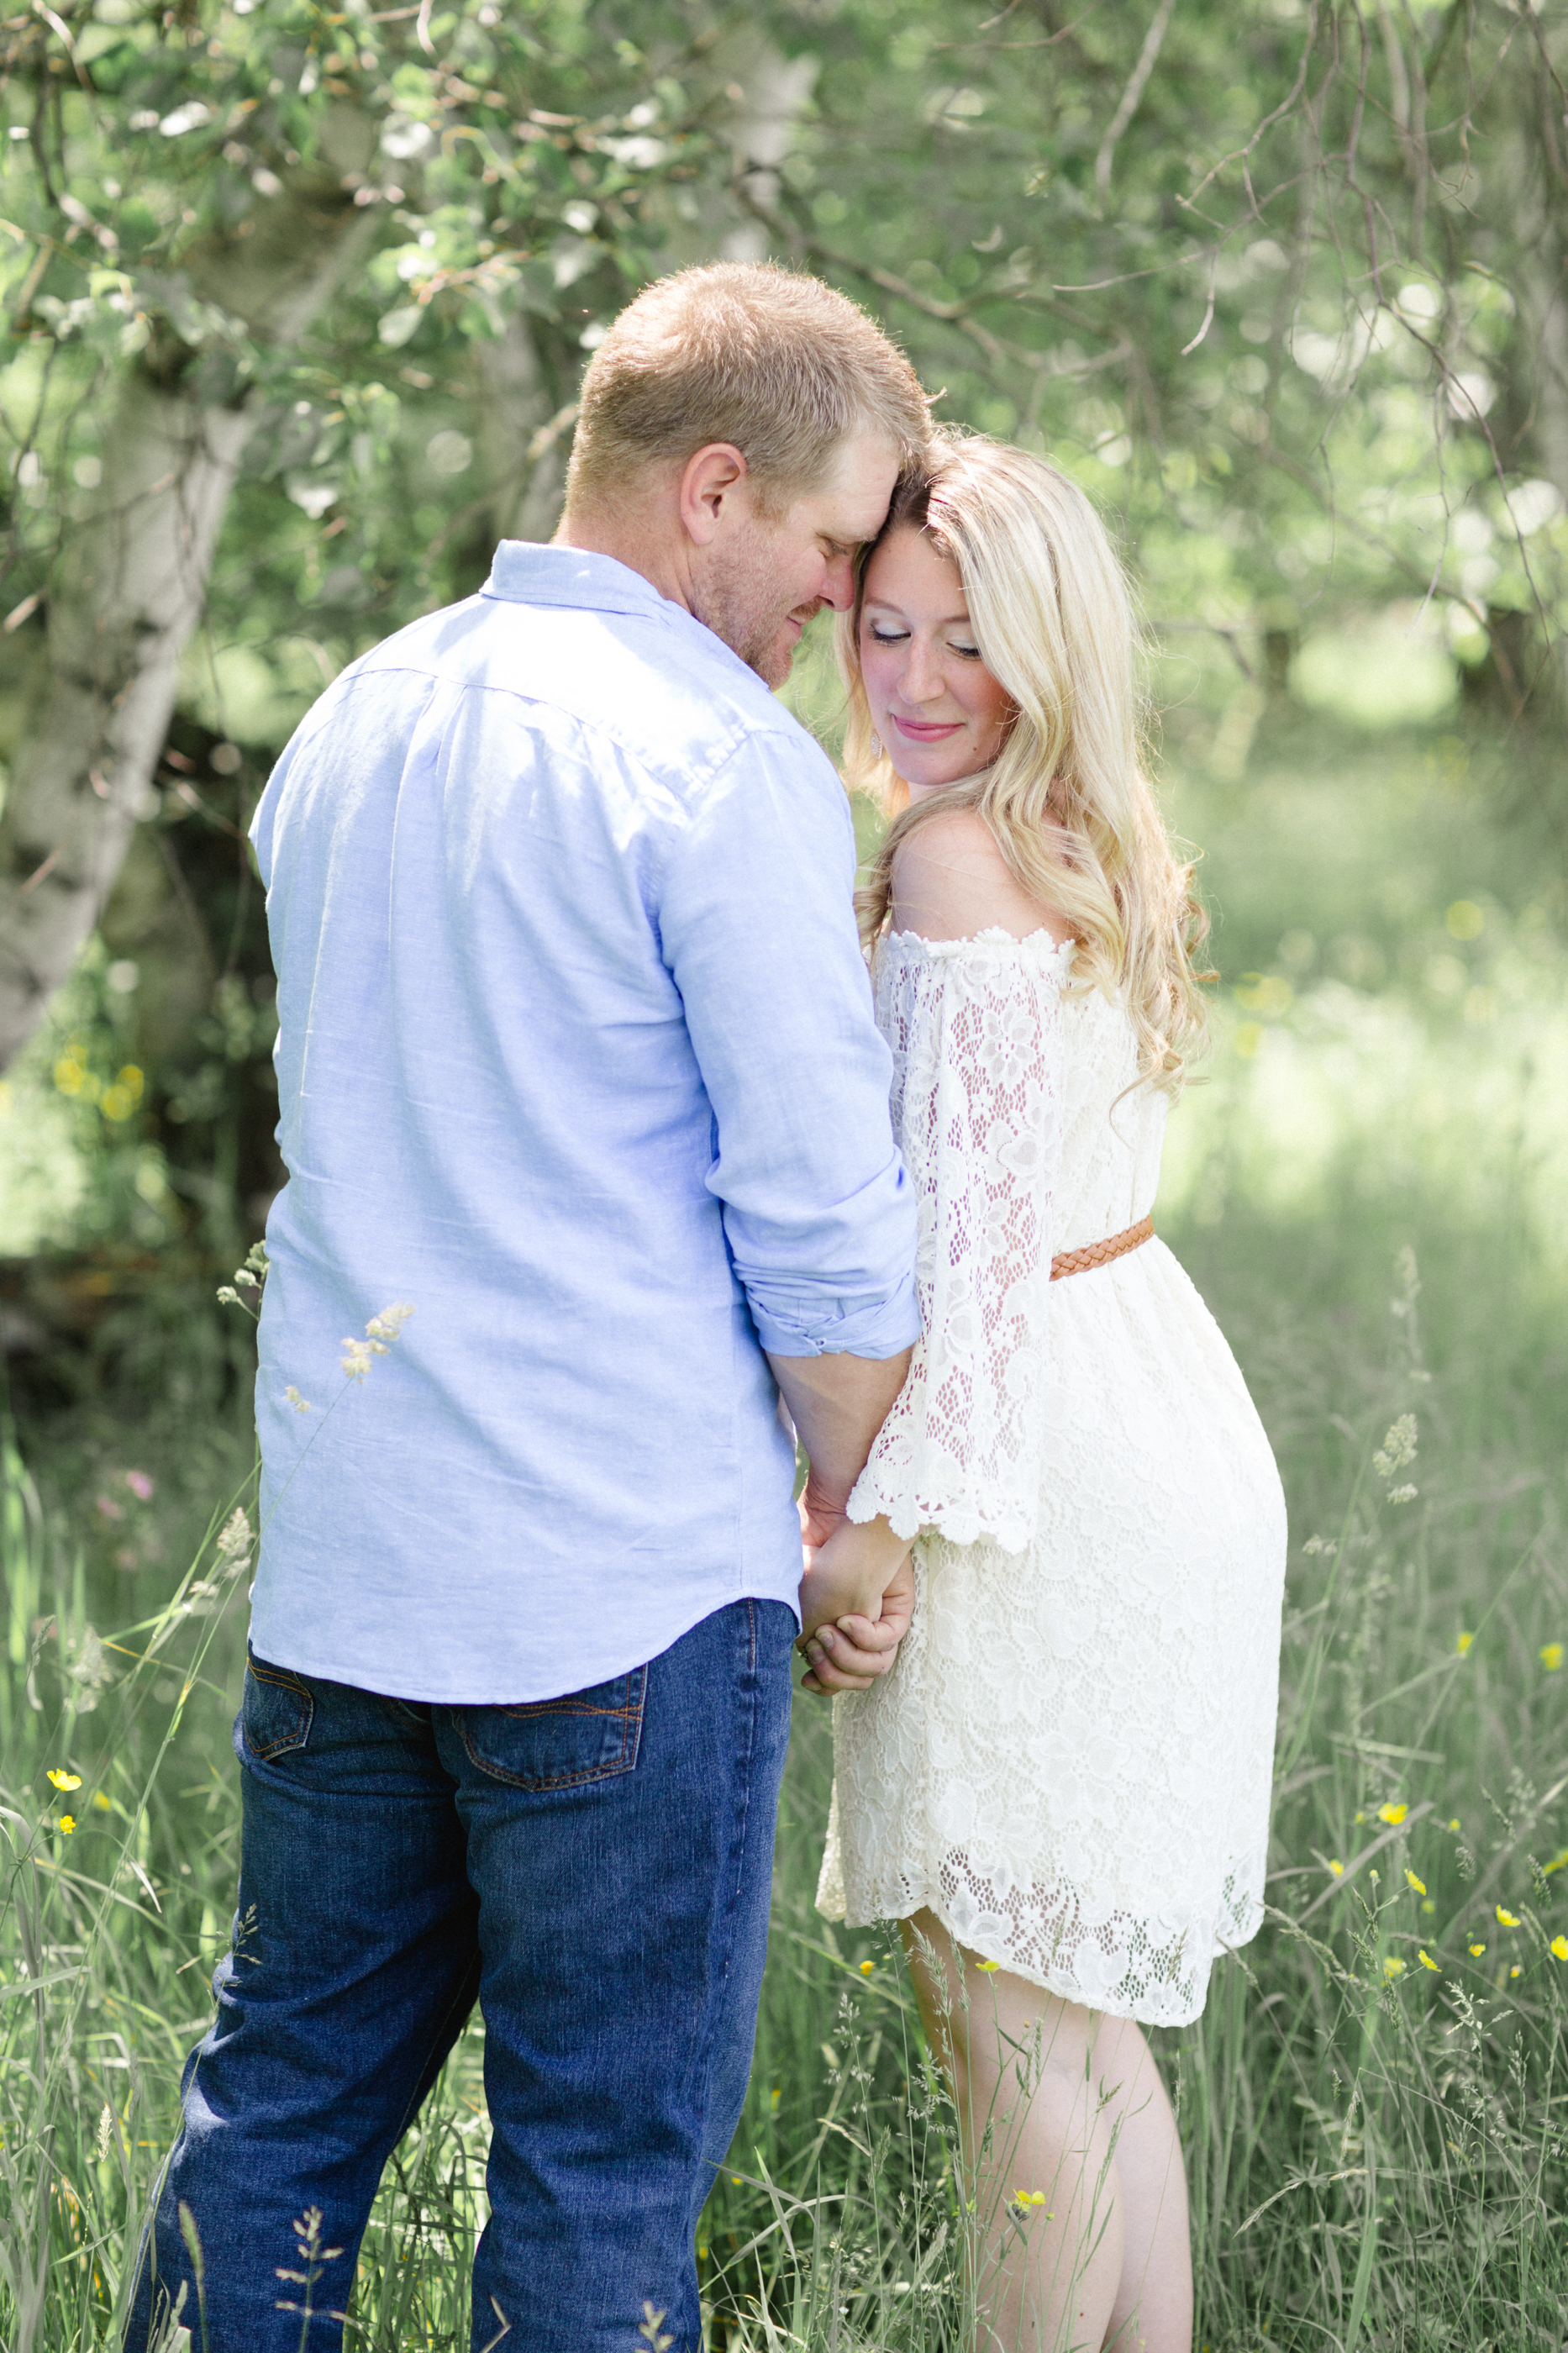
[{"left": 797, "top": 1518, "right": 914, "bottom": 1696}]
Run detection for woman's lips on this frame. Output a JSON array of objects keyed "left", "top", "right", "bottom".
[{"left": 891, "top": 714, "right": 965, "bottom": 741}]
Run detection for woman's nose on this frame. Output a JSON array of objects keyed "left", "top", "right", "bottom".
[{"left": 900, "top": 637, "right": 944, "bottom": 703}]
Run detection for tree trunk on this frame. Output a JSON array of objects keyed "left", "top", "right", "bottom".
[
  {"left": 712, "top": 30, "right": 819, "bottom": 266},
  {"left": 0, "top": 110, "right": 377, "bottom": 1072},
  {"left": 475, "top": 312, "right": 571, "bottom": 548},
  {"left": 1455, "top": 37, "right": 1568, "bottom": 785}
]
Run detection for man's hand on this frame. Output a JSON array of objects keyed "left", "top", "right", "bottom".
[
  {"left": 767, "top": 1346, "right": 916, "bottom": 1696},
  {"left": 797, "top": 1539, "right": 914, "bottom": 1698},
  {"left": 797, "top": 1471, "right": 849, "bottom": 1555},
  {"left": 768, "top": 1346, "right": 911, "bottom": 1536},
  {"left": 800, "top": 1562, "right": 914, "bottom": 1694}
]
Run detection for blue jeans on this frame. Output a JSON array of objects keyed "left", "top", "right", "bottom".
[{"left": 125, "top": 1599, "right": 794, "bottom": 2353}]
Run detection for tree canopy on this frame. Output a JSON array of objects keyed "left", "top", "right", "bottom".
[{"left": 1, "top": 0, "right": 1564, "bottom": 1261}]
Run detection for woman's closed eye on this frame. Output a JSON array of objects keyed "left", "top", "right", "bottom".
[{"left": 866, "top": 624, "right": 983, "bottom": 659}]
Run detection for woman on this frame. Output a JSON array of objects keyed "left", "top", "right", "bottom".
[{"left": 797, "top": 436, "right": 1286, "bottom": 2351}]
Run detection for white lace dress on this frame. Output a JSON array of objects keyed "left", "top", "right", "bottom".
[{"left": 817, "top": 929, "right": 1286, "bottom": 2028}]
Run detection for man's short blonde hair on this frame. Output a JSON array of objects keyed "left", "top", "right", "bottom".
[{"left": 566, "top": 262, "right": 929, "bottom": 516}]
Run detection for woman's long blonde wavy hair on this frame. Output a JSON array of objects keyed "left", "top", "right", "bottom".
[{"left": 840, "top": 432, "right": 1211, "bottom": 1092}]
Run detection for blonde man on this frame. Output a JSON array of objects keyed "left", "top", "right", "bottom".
[{"left": 129, "top": 266, "right": 929, "bottom": 2353}]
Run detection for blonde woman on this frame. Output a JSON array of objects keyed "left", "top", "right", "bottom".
[{"left": 799, "top": 435, "right": 1287, "bottom": 2351}]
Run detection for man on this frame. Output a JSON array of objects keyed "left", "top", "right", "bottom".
[{"left": 129, "top": 263, "right": 929, "bottom": 2351}]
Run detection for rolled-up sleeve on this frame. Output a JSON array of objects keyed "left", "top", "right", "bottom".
[{"left": 659, "top": 729, "right": 919, "bottom": 1359}]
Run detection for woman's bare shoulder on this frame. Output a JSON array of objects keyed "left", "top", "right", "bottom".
[{"left": 890, "top": 807, "right": 1073, "bottom": 946}]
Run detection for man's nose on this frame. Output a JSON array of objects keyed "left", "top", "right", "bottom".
[{"left": 821, "top": 551, "right": 857, "bottom": 612}]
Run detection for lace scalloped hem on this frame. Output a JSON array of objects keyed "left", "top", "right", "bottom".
[
  {"left": 844, "top": 1479, "right": 1034, "bottom": 1557},
  {"left": 821, "top": 1845, "right": 1267, "bottom": 2029}
]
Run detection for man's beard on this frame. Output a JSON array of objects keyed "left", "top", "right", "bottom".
[{"left": 692, "top": 530, "right": 810, "bottom": 688}]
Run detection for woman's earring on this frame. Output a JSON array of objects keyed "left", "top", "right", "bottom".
[{"left": 870, "top": 732, "right": 881, "bottom": 759}]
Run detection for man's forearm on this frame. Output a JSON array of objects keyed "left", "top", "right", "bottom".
[{"left": 766, "top": 1346, "right": 913, "bottom": 1516}]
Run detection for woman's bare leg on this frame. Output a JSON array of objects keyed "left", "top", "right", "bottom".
[{"left": 899, "top": 1912, "right": 1192, "bottom": 2353}]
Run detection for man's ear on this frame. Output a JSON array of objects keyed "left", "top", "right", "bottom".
[{"left": 678, "top": 443, "right": 750, "bottom": 546}]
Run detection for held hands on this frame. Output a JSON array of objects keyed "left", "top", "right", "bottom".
[{"left": 796, "top": 1508, "right": 914, "bottom": 1698}]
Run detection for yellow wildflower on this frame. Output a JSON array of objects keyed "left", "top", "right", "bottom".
[
  {"left": 1328, "top": 1858, "right": 1344, "bottom": 1877},
  {"left": 1455, "top": 1632, "right": 1473, "bottom": 1654},
  {"left": 976, "top": 1958, "right": 999, "bottom": 1972},
  {"left": 46, "top": 1769, "right": 82, "bottom": 1792},
  {"left": 58, "top": 1815, "right": 75, "bottom": 1834},
  {"left": 1543, "top": 1848, "right": 1568, "bottom": 1876},
  {"left": 859, "top": 1961, "right": 874, "bottom": 1977},
  {"left": 1510, "top": 1965, "right": 1523, "bottom": 1979},
  {"left": 1448, "top": 1819, "right": 1461, "bottom": 1832},
  {"left": 1469, "top": 1943, "right": 1486, "bottom": 1956},
  {"left": 1418, "top": 1950, "right": 1439, "bottom": 1971},
  {"left": 1540, "top": 1643, "right": 1564, "bottom": 1672},
  {"left": 1406, "top": 1870, "right": 1426, "bottom": 1895},
  {"left": 1550, "top": 1937, "right": 1568, "bottom": 1961},
  {"left": 1378, "top": 1803, "right": 1408, "bottom": 1826},
  {"left": 1383, "top": 1956, "right": 1405, "bottom": 1978},
  {"left": 92, "top": 1792, "right": 111, "bottom": 1812},
  {"left": 1496, "top": 1906, "right": 1521, "bottom": 1928}
]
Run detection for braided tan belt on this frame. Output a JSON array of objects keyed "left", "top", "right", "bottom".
[{"left": 1050, "top": 1213, "right": 1155, "bottom": 1282}]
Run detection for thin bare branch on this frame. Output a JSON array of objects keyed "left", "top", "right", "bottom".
[{"left": 1093, "top": 0, "right": 1176, "bottom": 202}]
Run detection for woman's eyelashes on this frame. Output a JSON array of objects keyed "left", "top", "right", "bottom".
[{"left": 865, "top": 624, "right": 983, "bottom": 658}]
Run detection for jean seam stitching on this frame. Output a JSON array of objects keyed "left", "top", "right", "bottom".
[
  {"left": 247, "top": 1658, "right": 311, "bottom": 1698},
  {"left": 501, "top": 1702, "right": 631, "bottom": 1721}
]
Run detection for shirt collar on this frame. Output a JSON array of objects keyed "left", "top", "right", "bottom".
[
  {"left": 482, "top": 540, "right": 680, "bottom": 623},
  {"left": 481, "top": 537, "right": 776, "bottom": 700}
]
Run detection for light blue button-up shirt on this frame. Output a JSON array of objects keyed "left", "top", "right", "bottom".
[{"left": 247, "top": 542, "right": 919, "bottom": 1703}]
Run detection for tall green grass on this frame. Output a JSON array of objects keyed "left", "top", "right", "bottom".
[{"left": 2, "top": 1195, "right": 1563, "bottom": 2350}]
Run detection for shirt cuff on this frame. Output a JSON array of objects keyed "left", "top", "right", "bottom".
[{"left": 750, "top": 1273, "right": 921, "bottom": 1361}]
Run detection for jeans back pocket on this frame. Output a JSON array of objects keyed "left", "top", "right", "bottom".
[
  {"left": 455, "top": 1666, "right": 645, "bottom": 1792},
  {"left": 241, "top": 1653, "right": 314, "bottom": 1761}
]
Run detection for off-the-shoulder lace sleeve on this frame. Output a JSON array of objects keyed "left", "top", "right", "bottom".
[{"left": 846, "top": 929, "right": 1068, "bottom": 1555}]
